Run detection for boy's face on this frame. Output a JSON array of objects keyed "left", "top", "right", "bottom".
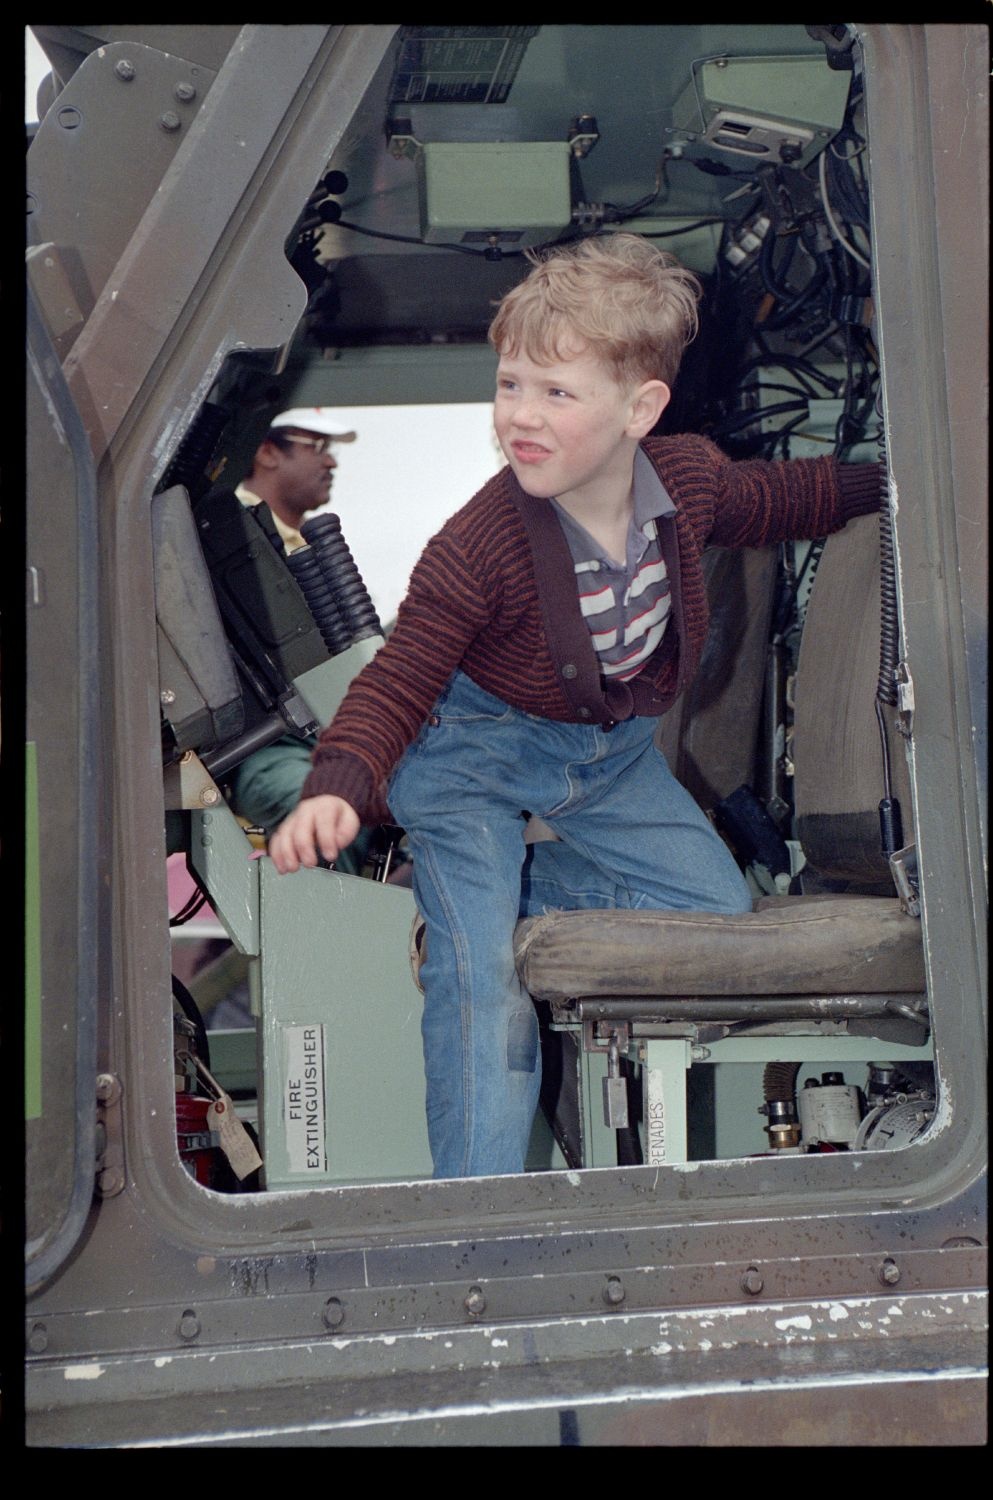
[{"left": 494, "top": 341, "right": 668, "bottom": 511}]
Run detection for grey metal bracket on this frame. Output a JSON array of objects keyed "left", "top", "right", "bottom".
[
  {"left": 95, "top": 1074, "right": 125, "bottom": 1198},
  {"left": 582, "top": 1016, "right": 631, "bottom": 1056},
  {"left": 163, "top": 748, "right": 225, "bottom": 811},
  {"left": 890, "top": 843, "right": 921, "bottom": 918},
  {"left": 895, "top": 659, "right": 915, "bottom": 737}
]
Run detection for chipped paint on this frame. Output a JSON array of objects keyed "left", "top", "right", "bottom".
[
  {"left": 65, "top": 1364, "right": 105, "bottom": 1380},
  {"left": 829, "top": 1305, "right": 850, "bottom": 1321},
  {"left": 154, "top": 1357, "right": 172, "bottom": 1368},
  {"left": 565, "top": 1172, "right": 581, "bottom": 1186},
  {"left": 775, "top": 1315, "right": 813, "bottom": 1332}
]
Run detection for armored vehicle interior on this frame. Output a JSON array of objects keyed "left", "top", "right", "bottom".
[{"left": 26, "top": 24, "right": 985, "bottom": 1258}]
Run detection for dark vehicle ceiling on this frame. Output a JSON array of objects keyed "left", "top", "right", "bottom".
[
  {"left": 300, "top": 24, "right": 837, "bottom": 345},
  {"left": 30, "top": 23, "right": 843, "bottom": 351}
]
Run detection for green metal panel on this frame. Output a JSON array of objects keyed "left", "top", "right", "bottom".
[
  {"left": 293, "top": 639, "right": 382, "bottom": 728},
  {"left": 257, "top": 860, "right": 433, "bottom": 1186},
  {"left": 678, "top": 55, "right": 852, "bottom": 133},
  {"left": 417, "top": 141, "right": 572, "bottom": 244},
  {"left": 189, "top": 804, "right": 260, "bottom": 956}
]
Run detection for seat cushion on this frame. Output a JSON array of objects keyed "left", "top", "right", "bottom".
[{"left": 513, "top": 895, "right": 925, "bottom": 1000}]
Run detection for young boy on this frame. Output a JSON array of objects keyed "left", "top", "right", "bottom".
[{"left": 269, "top": 233, "right": 880, "bottom": 1179}]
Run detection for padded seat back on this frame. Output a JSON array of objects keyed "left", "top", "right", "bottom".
[{"left": 793, "top": 512, "right": 914, "bottom": 883}]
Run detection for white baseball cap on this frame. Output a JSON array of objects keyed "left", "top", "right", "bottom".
[{"left": 269, "top": 407, "right": 357, "bottom": 442}]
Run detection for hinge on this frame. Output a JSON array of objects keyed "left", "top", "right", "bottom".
[
  {"left": 895, "top": 660, "right": 915, "bottom": 737},
  {"left": 889, "top": 844, "right": 921, "bottom": 918},
  {"left": 582, "top": 1017, "right": 631, "bottom": 1055},
  {"left": 95, "top": 1073, "right": 126, "bottom": 1197}
]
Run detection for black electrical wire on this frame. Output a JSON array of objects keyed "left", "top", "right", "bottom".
[
  {"left": 169, "top": 886, "right": 209, "bottom": 927},
  {"left": 760, "top": 256, "right": 830, "bottom": 333},
  {"left": 602, "top": 149, "right": 672, "bottom": 221},
  {"left": 769, "top": 411, "right": 815, "bottom": 460},
  {"left": 752, "top": 382, "right": 819, "bottom": 402},
  {"left": 172, "top": 973, "right": 212, "bottom": 1074},
  {"left": 334, "top": 217, "right": 514, "bottom": 257},
  {"left": 635, "top": 217, "right": 728, "bottom": 238},
  {"left": 325, "top": 207, "right": 732, "bottom": 262},
  {"left": 737, "top": 353, "right": 841, "bottom": 396},
  {"left": 825, "top": 145, "right": 870, "bottom": 233},
  {"left": 791, "top": 536, "right": 827, "bottom": 612},
  {"left": 875, "top": 430, "right": 904, "bottom": 860},
  {"left": 834, "top": 323, "right": 858, "bottom": 455},
  {"left": 757, "top": 225, "right": 800, "bottom": 302},
  {"left": 709, "top": 397, "right": 809, "bottom": 439}
]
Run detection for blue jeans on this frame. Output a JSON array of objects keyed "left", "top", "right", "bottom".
[{"left": 387, "top": 671, "right": 751, "bottom": 1179}]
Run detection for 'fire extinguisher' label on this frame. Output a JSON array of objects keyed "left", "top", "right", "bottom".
[{"left": 283, "top": 1025, "right": 328, "bottom": 1175}]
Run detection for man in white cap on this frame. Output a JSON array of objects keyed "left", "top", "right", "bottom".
[
  {"left": 236, "top": 407, "right": 357, "bottom": 554},
  {"left": 226, "top": 405, "right": 371, "bottom": 869}
]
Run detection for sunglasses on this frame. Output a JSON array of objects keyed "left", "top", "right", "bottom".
[{"left": 282, "top": 434, "right": 336, "bottom": 456}]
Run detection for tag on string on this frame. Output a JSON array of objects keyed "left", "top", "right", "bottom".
[{"left": 195, "top": 1056, "right": 263, "bottom": 1180}]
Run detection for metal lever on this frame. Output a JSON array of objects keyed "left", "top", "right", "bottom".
[{"left": 602, "top": 1030, "right": 629, "bottom": 1129}]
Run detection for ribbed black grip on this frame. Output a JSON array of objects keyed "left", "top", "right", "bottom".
[
  {"left": 301, "top": 513, "right": 382, "bottom": 640},
  {"left": 286, "top": 545, "right": 354, "bottom": 655}
]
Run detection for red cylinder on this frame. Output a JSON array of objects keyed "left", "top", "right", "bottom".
[{"left": 175, "top": 1092, "right": 216, "bottom": 1186}]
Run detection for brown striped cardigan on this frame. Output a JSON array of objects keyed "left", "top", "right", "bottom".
[{"left": 301, "top": 433, "right": 880, "bottom": 823}]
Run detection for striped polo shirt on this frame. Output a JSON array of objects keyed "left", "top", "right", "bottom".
[{"left": 551, "top": 448, "right": 676, "bottom": 683}]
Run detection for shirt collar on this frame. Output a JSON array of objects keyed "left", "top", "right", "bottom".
[
  {"left": 633, "top": 445, "right": 676, "bottom": 530},
  {"left": 235, "top": 482, "right": 306, "bottom": 553}
]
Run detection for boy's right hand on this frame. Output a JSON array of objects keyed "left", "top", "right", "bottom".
[{"left": 267, "top": 795, "right": 361, "bottom": 874}]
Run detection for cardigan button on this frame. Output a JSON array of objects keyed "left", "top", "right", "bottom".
[
  {"left": 577, "top": 707, "right": 591, "bottom": 719},
  {"left": 428, "top": 714, "right": 440, "bottom": 727},
  {"left": 561, "top": 663, "right": 578, "bottom": 680}
]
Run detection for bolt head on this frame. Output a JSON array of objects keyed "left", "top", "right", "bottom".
[
  {"left": 199, "top": 786, "right": 220, "bottom": 806},
  {"left": 879, "top": 1258, "right": 901, "bottom": 1286},
  {"left": 175, "top": 81, "right": 196, "bottom": 102},
  {"left": 323, "top": 1298, "right": 345, "bottom": 1330},
  {"left": 741, "top": 1267, "right": 764, "bottom": 1296},
  {"left": 179, "top": 1310, "right": 201, "bottom": 1340},
  {"left": 603, "top": 1277, "right": 625, "bottom": 1306},
  {"left": 464, "top": 1287, "right": 486, "bottom": 1316},
  {"left": 160, "top": 111, "right": 182, "bottom": 132},
  {"left": 114, "top": 59, "right": 135, "bottom": 80},
  {"left": 27, "top": 1323, "right": 49, "bottom": 1354}
]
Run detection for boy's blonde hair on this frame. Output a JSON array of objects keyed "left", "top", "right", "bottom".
[{"left": 488, "top": 233, "right": 702, "bottom": 389}]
